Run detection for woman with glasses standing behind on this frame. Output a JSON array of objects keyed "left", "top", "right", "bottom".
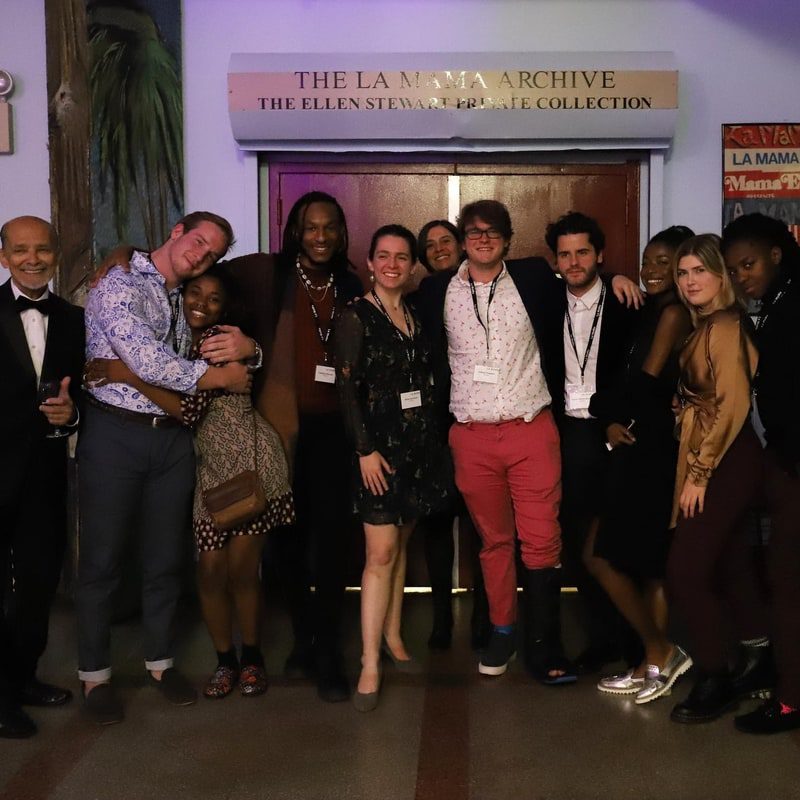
[
  {"left": 412, "top": 220, "right": 490, "bottom": 651},
  {"left": 335, "top": 225, "right": 452, "bottom": 711}
]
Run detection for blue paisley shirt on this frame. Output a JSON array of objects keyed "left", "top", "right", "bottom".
[{"left": 85, "top": 250, "right": 208, "bottom": 413}]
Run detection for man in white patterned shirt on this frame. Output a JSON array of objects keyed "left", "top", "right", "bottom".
[
  {"left": 415, "top": 200, "right": 575, "bottom": 684},
  {"left": 77, "top": 212, "right": 251, "bottom": 725}
]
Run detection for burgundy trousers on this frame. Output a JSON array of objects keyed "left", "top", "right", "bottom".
[{"left": 667, "top": 425, "right": 768, "bottom": 673}]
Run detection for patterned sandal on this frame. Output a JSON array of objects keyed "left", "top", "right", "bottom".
[
  {"left": 203, "top": 665, "right": 238, "bottom": 699},
  {"left": 239, "top": 664, "right": 268, "bottom": 697}
]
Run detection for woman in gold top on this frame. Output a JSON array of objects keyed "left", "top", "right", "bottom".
[{"left": 666, "top": 234, "right": 768, "bottom": 724}]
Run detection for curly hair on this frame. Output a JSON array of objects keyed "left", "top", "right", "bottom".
[{"left": 721, "top": 213, "right": 800, "bottom": 274}]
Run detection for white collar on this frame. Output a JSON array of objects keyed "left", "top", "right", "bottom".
[
  {"left": 567, "top": 276, "right": 602, "bottom": 311},
  {"left": 457, "top": 259, "right": 507, "bottom": 285},
  {"left": 9, "top": 279, "right": 50, "bottom": 302}
]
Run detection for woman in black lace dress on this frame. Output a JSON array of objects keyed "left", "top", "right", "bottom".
[
  {"left": 335, "top": 225, "right": 451, "bottom": 711},
  {"left": 585, "top": 226, "right": 695, "bottom": 704}
]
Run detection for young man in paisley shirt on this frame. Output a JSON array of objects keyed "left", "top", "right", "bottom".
[{"left": 78, "top": 212, "right": 251, "bottom": 724}]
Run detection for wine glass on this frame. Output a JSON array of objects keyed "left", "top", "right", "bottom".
[{"left": 37, "top": 378, "right": 69, "bottom": 438}]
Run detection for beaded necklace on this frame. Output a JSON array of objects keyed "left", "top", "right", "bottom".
[{"left": 295, "top": 257, "right": 334, "bottom": 301}]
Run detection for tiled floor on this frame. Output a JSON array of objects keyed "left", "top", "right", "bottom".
[{"left": 2, "top": 591, "right": 799, "bottom": 800}]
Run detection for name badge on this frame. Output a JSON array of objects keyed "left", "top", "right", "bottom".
[
  {"left": 566, "top": 382, "right": 592, "bottom": 411},
  {"left": 314, "top": 365, "right": 336, "bottom": 384},
  {"left": 473, "top": 365, "right": 499, "bottom": 384},
  {"left": 400, "top": 389, "right": 422, "bottom": 409}
]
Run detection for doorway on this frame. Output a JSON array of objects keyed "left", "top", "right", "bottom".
[{"left": 264, "top": 154, "right": 642, "bottom": 586}]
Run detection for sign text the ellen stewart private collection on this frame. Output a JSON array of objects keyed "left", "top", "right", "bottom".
[{"left": 229, "top": 69, "right": 677, "bottom": 113}]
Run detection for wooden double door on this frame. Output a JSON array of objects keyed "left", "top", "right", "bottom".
[
  {"left": 268, "top": 158, "right": 641, "bottom": 284},
  {"left": 266, "top": 157, "right": 641, "bottom": 586}
]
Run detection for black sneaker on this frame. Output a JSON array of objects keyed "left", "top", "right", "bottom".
[
  {"left": 478, "top": 628, "right": 517, "bottom": 676},
  {"left": 735, "top": 699, "right": 800, "bottom": 735}
]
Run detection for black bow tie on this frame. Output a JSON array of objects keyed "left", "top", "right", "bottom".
[{"left": 15, "top": 294, "right": 54, "bottom": 315}]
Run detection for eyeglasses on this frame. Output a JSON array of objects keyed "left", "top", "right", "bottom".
[{"left": 464, "top": 227, "right": 503, "bottom": 240}]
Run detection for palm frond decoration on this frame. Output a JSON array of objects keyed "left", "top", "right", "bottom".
[{"left": 88, "top": 0, "right": 183, "bottom": 248}]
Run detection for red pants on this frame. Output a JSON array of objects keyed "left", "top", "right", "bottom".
[{"left": 449, "top": 411, "right": 562, "bottom": 627}]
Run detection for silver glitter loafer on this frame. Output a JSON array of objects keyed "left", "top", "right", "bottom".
[
  {"left": 635, "top": 645, "right": 693, "bottom": 705},
  {"left": 598, "top": 669, "right": 645, "bottom": 695}
]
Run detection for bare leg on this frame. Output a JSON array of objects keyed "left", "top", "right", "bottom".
[
  {"left": 644, "top": 579, "right": 669, "bottom": 635},
  {"left": 197, "top": 549, "right": 232, "bottom": 653},
  {"left": 227, "top": 534, "right": 268, "bottom": 647},
  {"left": 383, "top": 522, "right": 416, "bottom": 660},
  {"left": 358, "top": 523, "right": 400, "bottom": 695},
  {"left": 583, "top": 525, "right": 672, "bottom": 674}
]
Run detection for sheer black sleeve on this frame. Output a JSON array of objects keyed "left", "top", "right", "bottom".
[{"left": 334, "top": 304, "right": 376, "bottom": 456}]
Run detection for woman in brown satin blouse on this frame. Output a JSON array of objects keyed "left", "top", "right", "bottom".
[{"left": 666, "top": 234, "right": 769, "bottom": 725}]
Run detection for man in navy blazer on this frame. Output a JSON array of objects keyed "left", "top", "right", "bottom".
[
  {"left": 0, "top": 216, "right": 84, "bottom": 738},
  {"left": 545, "top": 212, "right": 639, "bottom": 674}
]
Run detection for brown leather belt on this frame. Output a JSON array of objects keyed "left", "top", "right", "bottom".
[{"left": 85, "top": 393, "right": 181, "bottom": 429}]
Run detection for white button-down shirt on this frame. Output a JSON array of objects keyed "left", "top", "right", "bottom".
[
  {"left": 444, "top": 261, "right": 551, "bottom": 423},
  {"left": 563, "top": 277, "right": 604, "bottom": 419},
  {"left": 10, "top": 280, "right": 49, "bottom": 382}
]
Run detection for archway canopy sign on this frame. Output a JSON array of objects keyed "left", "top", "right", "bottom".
[{"left": 228, "top": 52, "right": 678, "bottom": 152}]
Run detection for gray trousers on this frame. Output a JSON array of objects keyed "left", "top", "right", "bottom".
[{"left": 76, "top": 404, "right": 195, "bottom": 680}]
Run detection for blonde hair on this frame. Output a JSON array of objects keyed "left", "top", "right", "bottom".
[{"left": 673, "top": 233, "right": 742, "bottom": 325}]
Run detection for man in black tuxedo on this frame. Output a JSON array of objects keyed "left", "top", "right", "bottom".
[
  {"left": 0, "top": 216, "right": 85, "bottom": 738},
  {"left": 545, "top": 212, "right": 639, "bottom": 674}
]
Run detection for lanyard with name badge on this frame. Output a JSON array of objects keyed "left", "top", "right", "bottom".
[
  {"left": 297, "top": 264, "right": 338, "bottom": 384},
  {"left": 371, "top": 289, "right": 422, "bottom": 409},
  {"left": 565, "top": 282, "right": 605, "bottom": 410},
  {"left": 469, "top": 271, "right": 501, "bottom": 384}
]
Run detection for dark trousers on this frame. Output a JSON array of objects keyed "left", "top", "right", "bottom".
[
  {"left": 270, "top": 412, "right": 353, "bottom": 660},
  {"left": 668, "top": 425, "right": 767, "bottom": 673},
  {"left": 559, "top": 416, "right": 625, "bottom": 649},
  {"left": 0, "top": 442, "right": 68, "bottom": 702},
  {"left": 419, "top": 506, "right": 487, "bottom": 616},
  {"left": 76, "top": 405, "right": 195, "bottom": 679},
  {"left": 761, "top": 446, "right": 800, "bottom": 706}
]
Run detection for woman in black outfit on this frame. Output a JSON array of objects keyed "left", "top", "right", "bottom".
[
  {"left": 722, "top": 213, "right": 800, "bottom": 734},
  {"left": 586, "top": 226, "right": 695, "bottom": 704},
  {"left": 414, "top": 220, "right": 490, "bottom": 650}
]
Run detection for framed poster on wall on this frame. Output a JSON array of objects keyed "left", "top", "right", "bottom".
[{"left": 723, "top": 124, "right": 800, "bottom": 242}]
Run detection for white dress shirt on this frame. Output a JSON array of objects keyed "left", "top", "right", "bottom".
[
  {"left": 563, "top": 277, "right": 604, "bottom": 419},
  {"left": 11, "top": 280, "right": 49, "bottom": 383},
  {"left": 444, "top": 261, "right": 551, "bottom": 423}
]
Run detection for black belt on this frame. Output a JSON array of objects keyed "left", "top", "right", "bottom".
[{"left": 86, "top": 393, "right": 181, "bottom": 428}]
